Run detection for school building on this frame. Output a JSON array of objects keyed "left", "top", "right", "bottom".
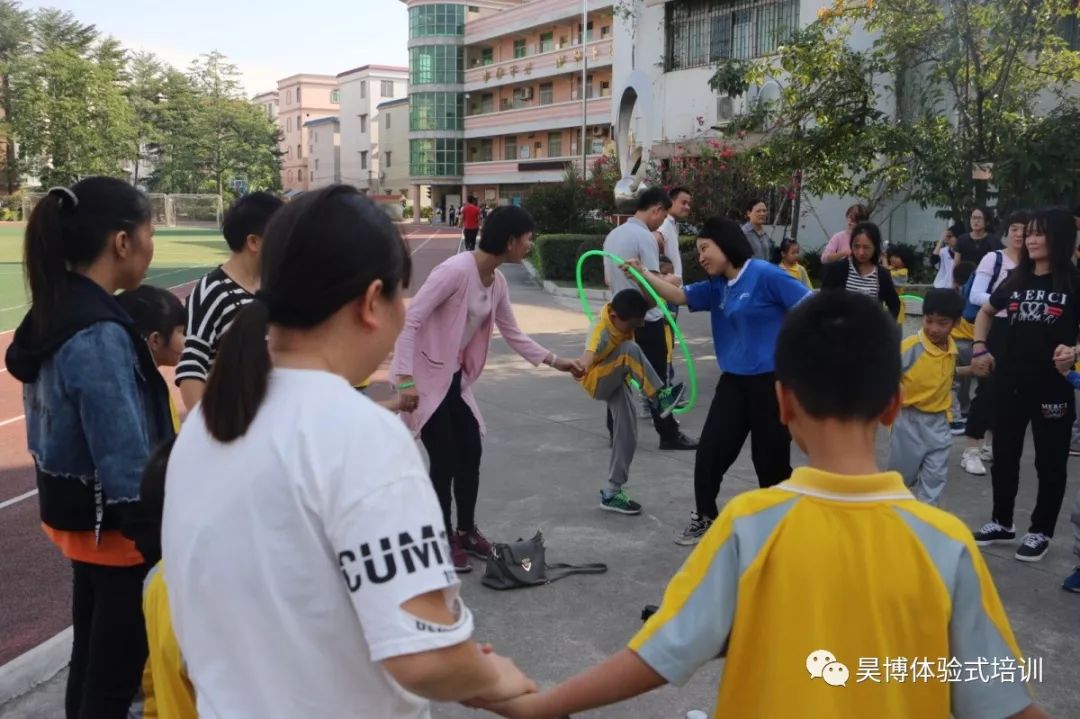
[
  {"left": 402, "top": 0, "right": 616, "bottom": 215},
  {"left": 275, "top": 74, "right": 340, "bottom": 195}
]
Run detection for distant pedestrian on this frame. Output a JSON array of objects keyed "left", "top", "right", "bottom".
[
  {"left": 449, "top": 204, "right": 457, "bottom": 227},
  {"left": 461, "top": 195, "right": 481, "bottom": 251},
  {"left": 741, "top": 198, "right": 772, "bottom": 260}
]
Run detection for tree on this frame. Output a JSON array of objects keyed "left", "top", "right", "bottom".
[
  {"left": 10, "top": 46, "right": 136, "bottom": 186},
  {"left": 715, "top": 0, "right": 1080, "bottom": 223},
  {"left": 0, "top": 0, "right": 30, "bottom": 193},
  {"left": 150, "top": 52, "right": 281, "bottom": 196}
]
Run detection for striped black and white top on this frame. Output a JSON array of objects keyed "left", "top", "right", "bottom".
[
  {"left": 844, "top": 259, "right": 880, "bottom": 298},
  {"left": 175, "top": 267, "right": 254, "bottom": 385}
]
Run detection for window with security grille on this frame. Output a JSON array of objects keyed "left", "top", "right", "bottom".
[{"left": 665, "top": 0, "right": 799, "bottom": 72}]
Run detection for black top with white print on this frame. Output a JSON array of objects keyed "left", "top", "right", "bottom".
[{"left": 989, "top": 270, "right": 1080, "bottom": 391}]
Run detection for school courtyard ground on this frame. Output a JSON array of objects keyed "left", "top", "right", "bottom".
[{"left": 0, "top": 228, "right": 1078, "bottom": 717}]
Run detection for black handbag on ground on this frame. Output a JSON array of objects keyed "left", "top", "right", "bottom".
[{"left": 481, "top": 531, "right": 608, "bottom": 590}]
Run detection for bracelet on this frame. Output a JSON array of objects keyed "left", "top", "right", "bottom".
[
  {"left": 972, "top": 340, "right": 987, "bottom": 347},
  {"left": 972, "top": 350, "right": 990, "bottom": 358},
  {"left": 547, "top": 354, "right": 558, "bottom": 367},
  {"left": 397, "top": 380, "right": 416, "bottom": 390}
]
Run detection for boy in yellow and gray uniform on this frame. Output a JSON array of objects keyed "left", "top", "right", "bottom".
[
  {"left": 575, "top": 289, "right": 684, "bottom": 515},
  {"left": 889, "top": 289, "right": 968, "bottom": 506}
]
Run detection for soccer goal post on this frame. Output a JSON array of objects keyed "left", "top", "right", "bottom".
[
  {"left": 167, "top": 194, "right": 223, "bottom": 230},
  {"left": 19, "top": 192, "right": 222, "bottom": 230}
]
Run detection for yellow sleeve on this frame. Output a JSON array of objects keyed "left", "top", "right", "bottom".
[
  {"left": 585, "top": 308, "right": 609, "bottom": 354},
  {"left": 144, "top": 566, "right": 198, "bottom": 719}
]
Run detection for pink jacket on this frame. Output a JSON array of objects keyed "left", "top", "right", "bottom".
[{"left": 390, "top": 252, "right": 550, "bottom": 437}]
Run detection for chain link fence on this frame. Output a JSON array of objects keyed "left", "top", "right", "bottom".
[{"left": 20, "top": 193, "right": 222, "bottom": 229}]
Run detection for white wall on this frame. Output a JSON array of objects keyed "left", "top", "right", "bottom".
[
  {"left": 339, "top": 72, "right": 409, "bottom": 191},
  {"left": 611, "top": 0, "right": 958, "bottom": 250},
  {"left": 308, "top": 123, "right": 341, "bottom": 189}
]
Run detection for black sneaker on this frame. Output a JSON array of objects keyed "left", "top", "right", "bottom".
[
  {"left": 659, "top": 433, "right": 698, "bottom": 451},
  {"left": 949, "top": 420, "right": 967, "bottom": 435},
  {"left": 674, "top": 512, "right": 712, "bottom": 546},
  {"left": 600, "top": 490, "right": 642, "bottom": 515},
  {"left": 973, "top": 521, "right": 1015, "bottom": 546},
  {"left": 1014, "top": 533, "right": 1050, "bottom": 562},
  {"left": 650, "top": 383, "right": 687, "bottom": 419}
]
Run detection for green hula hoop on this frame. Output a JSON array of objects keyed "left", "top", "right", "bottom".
[{"left": 575, "top": 250, "right": 698, "bottom": 415}]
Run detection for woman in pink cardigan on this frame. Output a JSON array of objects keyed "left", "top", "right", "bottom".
[{"left": 391, "top": 206, "right": 582, "bottom": 572}]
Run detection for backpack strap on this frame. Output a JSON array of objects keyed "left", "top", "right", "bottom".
[{"left": 985, "top": 251, "right": 1005, "bottom": 296}]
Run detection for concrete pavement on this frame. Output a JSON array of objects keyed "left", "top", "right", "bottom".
[{"left": 3, "top": 263, "right": 1078, "bottom": 718}]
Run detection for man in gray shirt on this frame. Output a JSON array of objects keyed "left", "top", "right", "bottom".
[{"left": 602, "top": 187, "right": 698, "bottom": 451}]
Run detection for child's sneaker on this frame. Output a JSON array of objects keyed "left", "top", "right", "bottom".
[
  {"left": 600, "top": 490, "right": 642, "bottom": 515},
  {"left": 1014, "top": 532, "right": 1050, "bottom": 562},
  {"left": 949, "top": 420, "right": 967, "bottom": 435},
  {"left": 449, "top": 535, "right": 473, "bottom": 572},
  {"left": 456, "top": 526, "right": 493, "bottom": 559},
  {"left": 1063, "top": 567, "right": 1080, "bottom": 592},
  {"left": 1069, "top": 445, "right": 1080, "bottom": 458},
  {"left": 972, "top": 521, "right": 1015, "bottom": 546},
  {"left": 674, "top": 512, "right": 712, "bottom": 546},
  {"left": 650, "top": 383, "right": 687, "bottom": 419},
  {"left": 979, "top": 443, "right": 993, "bottom": 463},
  {"left": 961, "top": 447, "right": 987, "bottom": 476},
  {"left": 637, "top": 396, "right": 652, "bottom": 419}
]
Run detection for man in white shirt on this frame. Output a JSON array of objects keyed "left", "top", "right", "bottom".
[{"left": 603, "top": 188, "right": 698, "bottom": 451}]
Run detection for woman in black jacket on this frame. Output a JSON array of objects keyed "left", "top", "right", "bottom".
[{"left": 820, "top": 221, "right": 901, "bottom": 319}]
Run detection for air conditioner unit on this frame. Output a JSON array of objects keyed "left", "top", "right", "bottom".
[
  {"left": 716, "top": 95, "right": 736, "bottom": 125},
  {"left": 518, "top": 88, "right": 533, "bottom": 100}
]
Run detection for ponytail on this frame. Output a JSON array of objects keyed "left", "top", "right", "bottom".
[
  {"left": 24, "top": 193, "right": 72, "bottom": 336},
  {"left": 201, "top": 300, "right": 272, "bottom": 442},
  {"left": 23, "top": 178, "right": 151, "bottom": 337}
]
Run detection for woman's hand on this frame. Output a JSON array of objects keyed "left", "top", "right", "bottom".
[
  {"left": 1052, "top": 344, "right": 1076, "bottom": 376},
  {"left": 971, "top": 352, "right": 994, "bottom": 377},
  {"left": 473, "top": 652, "right": 538, "bottom": 704},
  {"left": 395, "top": 384, "right": 414, "bottom": 412},
  {"left": 554, "top": 356, "right": 586, "bottom": 378},
  {"left": 621, "top": 258, "right": 646, "bottom": 278}
]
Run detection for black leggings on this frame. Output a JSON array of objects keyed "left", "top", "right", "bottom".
[
  {"left": 694, "top": 372, "right": 792, "bottom": 519},
  {"left": 607, "top": 318, "right": 681, "bottom": 442},
  {"left": 421, "top": 371, "right": 483, "bottom": 535},
  {"left": 991, "top": 381, "right": 1074, "bottom": 537},
  {"left": 67, "top": 561, "right": 149, "bottom": 719}
]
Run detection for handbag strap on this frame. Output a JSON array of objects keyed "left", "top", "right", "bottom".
[{"left": 543, "top": 562, "right": 608, "bottom": 583}]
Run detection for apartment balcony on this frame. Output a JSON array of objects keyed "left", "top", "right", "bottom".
[
  {"left": 464, "top": 96, "right": 611, "bottom": 139},
  {"left": 464, "top": 154, "right": 604, "bottom": 186},
  {"left": 464, "top": 0, "right": 614, "bottom": 44},
  {"left": 464, "top": 38, "right": 613, "bottom": 92}
]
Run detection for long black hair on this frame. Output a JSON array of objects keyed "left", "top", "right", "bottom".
[
  {"left": 850, "top": 221, "right": 884, "bottom": 266},
  {"left": 1011, "top": 207, "right": 1077, "bottom": 293},
  {"left": 202, "top": 185, "right": 411, "bottom": 442},
  {"left": 24, "top": 177, "right": 152, "bottom": 336}
]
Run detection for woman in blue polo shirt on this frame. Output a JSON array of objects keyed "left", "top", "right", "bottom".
[{"left": 625, "top": 217, "right": 811, "bottom": 545}]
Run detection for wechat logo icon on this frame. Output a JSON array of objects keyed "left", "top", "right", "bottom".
[{"left": 807, "top": 649, "right": 849, "bottom": 687}]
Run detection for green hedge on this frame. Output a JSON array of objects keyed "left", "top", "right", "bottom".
[{"left": 532, "top": 234, "right": 606, "bottom": 284}]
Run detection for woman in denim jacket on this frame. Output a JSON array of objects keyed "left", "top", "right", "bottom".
[{"left": 6, "top": 178, "right": 174, "bottom": 719}]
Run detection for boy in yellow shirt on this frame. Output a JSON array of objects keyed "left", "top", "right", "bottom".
[
  {"left": 475, "top": 290, "right": 1044, "bottom": 719},
  {"left": 574, "top": 289, "right": 684, "bottom": 515},
  {"left": 889, "top": 289, "right": 969, "bottom": 505}
]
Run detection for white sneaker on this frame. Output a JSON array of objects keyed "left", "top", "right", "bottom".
[
  {"left": 979, "top": 443, "right": 993, "bottom": 463},
  {"left": 637, "top": 396, "right": 652, "bottom": 419},
  {"left": 961, "top": 447, "right": 987, "bottom": 476}
]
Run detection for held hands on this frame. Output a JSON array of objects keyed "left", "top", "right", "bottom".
[
  {"left": 398, "top": 383, "right": 419, "bottom": 413},
  {"left": 462, "top": 644, "right": 538, "bottom": 709},
  {"left": 1052, "top": 344, "right": 1077, "bottom": 376},
  {"left": 971, "top": 352, "right": 994, "bottom": 377},
  {"left": 553, "top": 356, "right": 586, "bottom": 378}
]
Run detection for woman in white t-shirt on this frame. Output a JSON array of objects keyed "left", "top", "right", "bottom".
[
  {"left": 931, "top": 222, "right": 966, "bottom": 288},
  {"left": 162, "top": 186, "right": 535, "bottom": 718},
  {"left": 959, "top": 211, "right": 1026, "bottom": 477}
]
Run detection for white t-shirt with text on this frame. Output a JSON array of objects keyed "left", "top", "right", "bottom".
[{"left": 163, "top": 368, "right": 471, "bottom": 719}]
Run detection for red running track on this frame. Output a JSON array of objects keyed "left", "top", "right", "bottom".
[{"left": 0, "top": 226, "right": 461, "bottom": 667}]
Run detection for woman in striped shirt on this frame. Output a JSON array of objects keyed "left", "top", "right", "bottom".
[{"left": 820, "top": 221, "right": 901, "bottom": 318}]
